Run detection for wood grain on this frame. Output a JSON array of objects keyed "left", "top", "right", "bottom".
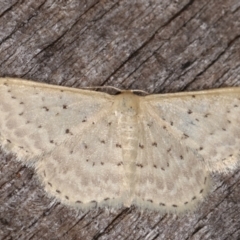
[{"left": 0, "top": 0, "right": 240, "bottom": 239}]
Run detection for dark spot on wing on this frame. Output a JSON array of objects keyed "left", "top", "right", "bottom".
[
  {"left": 116, "top": 143, "right": 122, "bottom": 148},
  {"left": 204, "top": 177, "right": 207, "bottom": 184},
  {"left": 90, "top": 200, "right": 97, "bottom": 207},
  {"left": 188, "top": 109, "right": 192, "bottom": 114},
  {"left": 136, "top": 163, "right": 143, "bottom": 168},
  {"left": 42, "top": 106, "right": 49, "bottom": 111},
  {"left": 152, "top": 142, "right": 157, "bottom": 147},
  {"left": 147, "top": 122, "right": 153, "bottom": 127},
  {"left": 182, "top": 133, "right": 189, "bottom": 139},
  {"left": 65, "top": 129, "right": 73, "bottom": 135},
  {"left": 139, "top": 144, "right": 144, "bottom": 149},
  {"left": 63, "top": 104, "right": 67, "bottom": 109}
]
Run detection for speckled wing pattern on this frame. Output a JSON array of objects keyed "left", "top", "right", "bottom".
[
  {"left": 145, "top": 90, "right": 240, "bottom": 173},
  {"left": 134, "top": 89, "right": 240, "bottom": 211},
  {"left": 0, "top": 78, "right": 239, "bottom": 212},
  {"left": 0, "top": 78, "right": 126, "bottom": 209}
]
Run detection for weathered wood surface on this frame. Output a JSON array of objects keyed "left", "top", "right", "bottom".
[{"left": 0, "top": 0, "right": 240, "bottom": 239}]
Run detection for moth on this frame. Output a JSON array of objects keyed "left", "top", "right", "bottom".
[{"left": 0, "top": 78, "right": 239, "bottom": 212}]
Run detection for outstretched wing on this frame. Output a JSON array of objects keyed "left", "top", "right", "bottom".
[
  {"left": 36, "top": 112, "right": 127, "bottom": 209},
  {"left": 131, "top": 88, "right": 240, "bottom": 212},
  {"left": 145, "top": 88, "right": 240, "bottom": 173},
  {"left": 0, "top": 78, "right": 126, "bottom": 209},
  {"left": 0, "top": 78, "right": 111, "bottom": 162},
  {"left": 133, "top": 103, "right": 211, "bottom": 212}
]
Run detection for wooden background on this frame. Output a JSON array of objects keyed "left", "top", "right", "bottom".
[{"left": 0, "top": 0, "right": 240, "bottom": 239}]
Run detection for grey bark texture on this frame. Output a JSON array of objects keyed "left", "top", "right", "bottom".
[{"left": 0, "top": 0, "right": 240, "bottom": 239}]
